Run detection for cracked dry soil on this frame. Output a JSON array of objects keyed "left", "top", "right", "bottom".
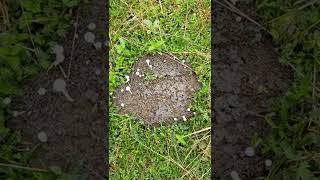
[{"left": 114, "top": 54, "right": 201, "bottom": 127}]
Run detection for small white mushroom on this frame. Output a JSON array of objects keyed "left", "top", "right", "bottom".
[
  {"left": 182, "top": 116, "right": 187, "bottom": 121},
  {"left": 53, "top": 78, "right": 74, "bottom": 102},
  {"left": 37, "top": 131, "right": 48, "bottom": 143},
  {"left": 244, "top": 147, "right": 255, "bottom": 157},
  {"left": 125, "top": 86, "right": 132, "bottom": 94},
  {"left": 164, "top": 60, "right": 166, "bottom": 62},
  {"left": 87, "top": 22, "right": 96, "bottom": 30},
  {"left": 182, "top": 60, "right": 185, "bottom": 63},
  {"left": 193, "top": 112, "right": 196, "bottom": 115},
  {"left": 125, "top": 75, "right": 130, "bottom": 82},
  {"left": 236, "top": 16, "right": 242, "bottom": 22},
  {"left": 174, "top": 118, "right": 178, "bottom": 121},
  {"left": 2, "top": 97, "right": 11, "bottom": 105},
  {"left": 265, "top": 159, "right": 272, "bottom": 167},
  {"left": 94, "top": 41, "right": 102, "bottom": 49},
  {"left": 38, "top": 87, "right": 47, "bottom": 95},
  {"left": 230, "top": 170, "right": 242, "bottom": 180},
  {"left": 121, "top": 89, "right": 124, "bottom": 92},
  {"left": 136, "top": 71, "right": 140, "bottom": 76},
  {"left": 120, "top": 103, "right": 125, "bottom": 107},
  {"left": 84, "top": 32, "right": 95, "bottom": 43},
  {"left": 52, "top": 44, "right": 64, "bottom": 54},
  {"left": 137, "top": 68, "right": 140, "bottom": 71},
  {"left": 187, "top": 108, "right": 191, "bottom": 111},
  {"left": 95, "top": 68, "right": 101, "bottom": 75},
  {"left": 146, "top": 59, "right": 150, "bottom": 66}
]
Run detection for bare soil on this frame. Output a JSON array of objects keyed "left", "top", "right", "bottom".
[
  {"left": 7, "top": 0, "right": 107, "bottom": 179},
  {"left": 212, "top": 2, "right": 292, "bottom": 180},
  {"left": 114, "top": 54, "right": 201, "bottom": 127}
]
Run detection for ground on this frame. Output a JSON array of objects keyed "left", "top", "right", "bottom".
[{"left": 212, "top": 2, "right": 291, "bottom": 179}]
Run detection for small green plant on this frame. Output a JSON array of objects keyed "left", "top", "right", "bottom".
[
  {"left": 143, "top": 71, "right": 157, "bottom": 81},
  {"left": 0, "top": 0, "right": 80, "bottom": 179},
  {"left": 256, "top": 0, "right": 320, "bottom": 179}
]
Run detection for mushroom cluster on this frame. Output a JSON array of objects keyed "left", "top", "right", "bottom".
[{"left": 84, "top": 22, "right": 102, "bottom": 50}]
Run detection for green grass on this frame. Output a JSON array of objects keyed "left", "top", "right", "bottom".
[
  {"left": 255, "top": 0, "right": 320, "bottom": 179},
  {"left": 109, "top": 0, "right": 211, "bottom": 179}
]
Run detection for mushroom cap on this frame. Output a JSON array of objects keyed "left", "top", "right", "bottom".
[
  {"left": 37, "top": 131, "right": 48, "bottom": 142},
  {"left": 52, "top": 44, "right": 64, "bottom": 54},
  {"left": 87, "top": 22, "right": 96, "bottom": 30},
  {"left": 53, "top": 78, "right": 66, "bottom": 92},
  {"left": 84, "top": 32, "right": 95, "bottom": 43},
  {"left": 244, "top": 147, "right": 255, "bottom": 157}
]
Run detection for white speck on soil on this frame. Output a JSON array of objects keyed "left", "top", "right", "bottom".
[
  {"left": 121, "top": 89, "right": 124, "bottom": 92},
  {"left": 2, "top": 97, "right": 11, "bottom": 105},
  {"left": 37, "top": 87, "right": 47, "bottom": 95},
  {"left": 84, "top": 32, "right": 95, "bottom": 43},
  {"left": 94, "top": 41, "right": 102, "bottom": 49},
  {"left": 37, "top": 131, "right": 48, "bottom": 143},
  {"left": 187, "top": 108, "right": 191, "bottom": 111},
  {"left": 193, "top": 112, "right": 196, "bottom": 115},
  {"left": 174, "top": 118, "right": 178, "bottom": 121},
  {"left": 146, "top": 59, "right": 150, "bottom": 66},
  {"left": 182, "top": 60, "right": 185, "bottom": 63},
  {"left": 87, "top": 22, "right": 96, "bottom": 30},
  {"left": 265, "top": 159, "right": 272, "bottom": 167},
  {"left": 164, "top": 60, "right": 166, "bottom": 62},
  {"left": 230, "top": 170, "right": 242, "bottom": 180},
  {"left": 121, "top": 103, "right": 125, "bottom": 107},
  {"left": 137, "top": 68, "right": 140, "bottom": 71},
  {"left": 136, "top": 71, "right": 140, "bottom": 76},
  {"left": 182, "top": 116, "right": 187, "bottom": 121},
  {"left": 53, "top": 78, "right": 74, "bottom": 102},
  {"left": 244, "top": 147, "right": 255, "bottom": 157}
]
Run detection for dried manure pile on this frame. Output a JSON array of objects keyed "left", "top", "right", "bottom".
[{"left": 114, "top": 54, "right": 201, "bottom": 127}]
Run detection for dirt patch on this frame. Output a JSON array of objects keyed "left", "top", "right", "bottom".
[
  {"left": 114, "top": 54, "right": 200, "bottom": 127},
  {"left": 7, "top": 1, "right": 107, "bottom": 179},
  {"left": 212, "top": 2, "right": 291, "bottom": 180}
]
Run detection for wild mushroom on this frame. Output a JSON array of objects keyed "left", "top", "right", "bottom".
[
  {"left": 125, "top": 75, "right": 130, "bottom": 83},
  {"left": 87, "top": 22, "right": 96, "bottom": 30},
  {"left": 244, "top": 147, "right": 255, "bottom": 157},
  {"left": 125, "top": 86, "right": 132, "bottom": 94},
  {"left": 182, "top": 116, "right": 187, "bottom": 121},
  {"left": 94, "top": 41, "right": 102, "bottom": 49},
  {"left": 2, "top": 97, "right": 11, "bottom": 105},
  {"left": 53, "top": 78, "right": 74, "bottom": 102},
  {"left": 187, "top": 108, "right": 191, "bottom": 111},
  {"left": 52, "top": 44, "right": 64, "bottom": 54},
  {"left": 265, "top": 159, "right": 272, "bottom": 167},
  {"left": 230, "top": 171, "right": 241, "bottom": 180},
  {"left": 37, "top": 87, "right": 47, "bottom": 95},
  {"left": 173, "top": 118, "right": 178, "bottom": 121},
  {"left": 120, "top": 103, "right": 125, "bottom": 107},
  {"left": 37, "top": 131, "right": 48, "bottom": 143},
  {"left": 84, "top": 32, "right": 95, "bottom": 43}
]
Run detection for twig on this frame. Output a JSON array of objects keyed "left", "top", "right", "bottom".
[
  {"left": 214, "top": 0, "right": 270, "bottom": 34},
  {"left": 0, "top": 162, "right": 49, "bottom": 172},
  {"left": 164, "top": 53, "right": 194, "bottom": 72},
  {"left": 67, "top": 7, "right": 80, "bottom": 79},
  {"left": 183, "top": 127, "right": 211, "bottom": 138}
]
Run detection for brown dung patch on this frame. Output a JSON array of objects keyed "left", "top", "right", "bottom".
[{"left": 114, "top": 54, "right": 201, "bottom": 127}]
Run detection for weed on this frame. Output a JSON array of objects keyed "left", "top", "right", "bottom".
[
  {"left": 256, "top": 0, "right": 320, "bottom": 179},
  {"left": 0, "top": 0, "right": 81, "bottom": 179}
]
